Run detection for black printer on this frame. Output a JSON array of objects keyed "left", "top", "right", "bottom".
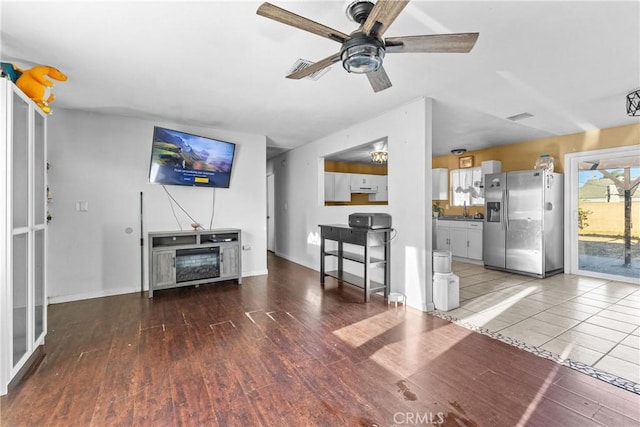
[{"left": 348, "top": 213, "right": 392, "bottom": 229}]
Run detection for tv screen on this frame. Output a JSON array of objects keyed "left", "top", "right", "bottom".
[{"left": 148, "top": 126, "right": 236, "bottom": 188}]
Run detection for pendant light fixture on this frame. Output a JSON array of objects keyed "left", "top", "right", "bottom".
[{"left": 370, "top": 150, "right": 388, "bottom": 164}]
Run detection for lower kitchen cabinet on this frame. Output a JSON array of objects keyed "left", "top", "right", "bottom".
[
  {"left": 435, "top": 220, "right": 483, "bottom": 261},
  {"left": 450, "top": 227, "right": 468, "bottom": 258},
  {"left": 467, "top": 227, "right": 483, "bottom": 260}
]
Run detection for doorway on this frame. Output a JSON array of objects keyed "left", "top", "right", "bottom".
[
  {"left": 267, "top": 173, "right": 275, "bottom": 252},
  {"left": 566, "top": 146, "right": 640, "bottom": 283}
]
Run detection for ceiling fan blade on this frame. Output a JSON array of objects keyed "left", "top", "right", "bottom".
[
  {"left": 361, "top": 0, "right": 410, "bottom": 38},
  {"left": 286, "top": 52, "right": 342, "bottom": 80},
  {"left": 385, "top": 33, "right": 479, "bottom": 53},
  {"left": 366, "top": 66, "right": 392, "bottom": 92},
  {"left": 257, "top": 2, "right": 349, "bottom": 43}
]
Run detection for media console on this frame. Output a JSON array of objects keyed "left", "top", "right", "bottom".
[{"left": 148, "top": 229, "right": 241, "bottom": 297}]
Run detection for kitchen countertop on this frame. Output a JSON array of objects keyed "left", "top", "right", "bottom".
[{"left": 437, "top": 215, "right": 484, "bottom": 222}]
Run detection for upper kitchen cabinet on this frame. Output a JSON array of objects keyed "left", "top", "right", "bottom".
[
  {"left": 368, "top": 175, "right": 388, "bottom": 202},
  {"left": 324, "top": 172, "right": 351, "bottom": 202},
  {"left": 481, "top": 160, "right": 502, "bottom": 190},
  {"left": 432, "top": 168, "right": 448, "bottom": 200}
]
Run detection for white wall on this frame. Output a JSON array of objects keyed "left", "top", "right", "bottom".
[
  {"left": 270, "top": 98, "right": 434, "bottom": 311},
  {"left": 47, "top": 109, "right": 267, "bottom": 302}
]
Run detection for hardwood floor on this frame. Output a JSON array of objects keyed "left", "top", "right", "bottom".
[{"left": 2, "top": 253, "right": 639, "bottom": 426}]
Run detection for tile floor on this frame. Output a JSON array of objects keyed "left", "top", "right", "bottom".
[{"left": 435, "top": 261, "right": 640, "bottom": 391}]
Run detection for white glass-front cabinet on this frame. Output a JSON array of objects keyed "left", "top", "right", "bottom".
[{"left": 1, "top": 79, "right": 47, "bottom": 395}]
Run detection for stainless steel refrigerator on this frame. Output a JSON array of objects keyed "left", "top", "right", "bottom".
[{"left": 483, "top": 170, "right": 564, "bottom": 277}]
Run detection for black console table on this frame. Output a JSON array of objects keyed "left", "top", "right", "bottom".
[{"left": 318, "top": 224, "right": 391, "bottom": 302}]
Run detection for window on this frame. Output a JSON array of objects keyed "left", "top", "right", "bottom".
[{"left": 451, "top": 167, "right": 483, "bottom": 206}]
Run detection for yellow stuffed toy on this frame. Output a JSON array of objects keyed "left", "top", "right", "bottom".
[{"left": 15, "top": 65, "right": 67, "bottom": 114}]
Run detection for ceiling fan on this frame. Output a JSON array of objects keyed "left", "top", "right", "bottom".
[{"left": 256, "top": 0, "right": 479, "bottom": 92}]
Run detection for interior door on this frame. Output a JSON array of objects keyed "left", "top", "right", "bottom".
[
  {"left": 267, "top": 173, "right": 275, "bottom": 252},
  {"left": 506, "top": 171, "right": 544, "bottom": 275}
]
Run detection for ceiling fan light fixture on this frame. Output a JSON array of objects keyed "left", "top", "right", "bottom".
[
  {"left": 341, "top": 33, "right": 385, "bottom": 74},
  {"left": 370, "top": 150, "right": 388, "bottom": 164},
  {"left": 345, "top": 0, "right": 374, "bottom": 24}
]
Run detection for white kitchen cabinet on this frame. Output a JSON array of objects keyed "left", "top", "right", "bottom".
[
  {"left": 368, "top": 175, "right": 388, "bottom": 201},
  {"left": 324, "top": 172, "right": 351, "bottom": 202},
  {"left": 450, "top": 227, "right": 469, "bottom": 258},
  {"left": 435, "top": 220, "right": 483, "bottom": 261},
  {"left": 481, "top": 160, "right": 502, "bottom": 178},
  {"left": 432, "top": 168, "right": 449, "bottom": 200},
  {"left": 467, "top": 226, "right": 483, "bottom": 260},
  {"left": 436, "top": 224, "right": 451, "bottom": 252}
]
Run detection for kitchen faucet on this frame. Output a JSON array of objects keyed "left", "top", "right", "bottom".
[{"left": 463, "top": 201, "right": 468, "bottom": 218}]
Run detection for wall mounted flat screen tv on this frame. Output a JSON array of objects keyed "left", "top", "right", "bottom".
[{"left": 148, "top": 126, "right": 236, "bottom": 188}]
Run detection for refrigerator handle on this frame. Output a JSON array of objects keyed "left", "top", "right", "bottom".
[{"left": 504, "top": 189, "right": 509, "bottom": 230}]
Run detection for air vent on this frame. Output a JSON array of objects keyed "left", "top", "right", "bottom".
[
  {"left": 288, "top": 59, "right": 330, "bottom": 81},
  {"left": 506, "top": 112, "right": 534, "bottom": 121}
]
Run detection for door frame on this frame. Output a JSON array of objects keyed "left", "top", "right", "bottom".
[{"left": 564, "top": 145, "right": 640, "bottom": 284}]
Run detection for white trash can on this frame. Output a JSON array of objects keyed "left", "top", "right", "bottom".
[
  {"left": 433, "top": 272, "right": 459, "bottom": 311},
  {"left": 433, "top": 251, "right": 452, "bottom": 274}
]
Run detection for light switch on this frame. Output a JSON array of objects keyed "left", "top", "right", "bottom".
[{"left": 75, "top": 201, "right": 89, "bottom": 212}]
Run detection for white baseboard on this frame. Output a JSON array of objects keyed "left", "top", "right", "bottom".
[
  {"left": 48, "top": 269, "right": 267, "bottom": 304},
  {"left": 48, "top": 287, "right": 140, "bottom": 304},
  {"left": 405, "top": 298, "right": 433, "bottom": 313},
  {"left": 274, "top": 251, "right": 318, "bottom": 272},
  {"left": 242, "top": 269, "right": 269, "bottom": 278}
]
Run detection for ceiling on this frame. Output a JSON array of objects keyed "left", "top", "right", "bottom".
[{"left": 1, "top": 1, "right": 639, "bottom": 162}]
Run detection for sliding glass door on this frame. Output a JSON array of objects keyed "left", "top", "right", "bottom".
[{"left": 566, "top": 146, "right": 640, "bottom": 283}]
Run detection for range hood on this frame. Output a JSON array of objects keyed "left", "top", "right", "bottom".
[
  {"left": 350, "top": 174, "right": 378, "bottom": 194},
  {"left": 351, "top": 184, "right": 378, "bottom": 194}
]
